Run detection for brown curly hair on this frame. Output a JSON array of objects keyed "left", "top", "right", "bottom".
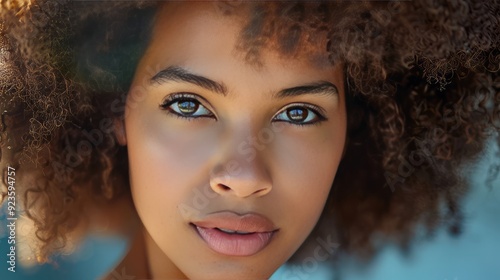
[{"left": 0, "top": 0, "right": 499, "bottom": 264}]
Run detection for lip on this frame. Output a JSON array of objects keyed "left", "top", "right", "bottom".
[{"left": 191, "top": 211, "right": 279, "bottom": 256}]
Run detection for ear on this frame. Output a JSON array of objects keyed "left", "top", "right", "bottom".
[{"left": 113, "top": 118, "right": 127, "bottom": 146}]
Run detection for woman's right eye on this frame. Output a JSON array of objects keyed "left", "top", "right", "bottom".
[{"left": 160, "top": 94, "right": 215, "bottom": 120}]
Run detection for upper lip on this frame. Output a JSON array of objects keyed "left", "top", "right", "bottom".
[{"left": 191, "top": 211, "right": 278, "bottom": 233}]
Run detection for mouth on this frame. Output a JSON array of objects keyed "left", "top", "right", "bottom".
[{"left": 190, "top": 211, "right": 279, "bottom": 256}]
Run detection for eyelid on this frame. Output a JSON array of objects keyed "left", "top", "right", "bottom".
[
  {"left": 161, "top": 92, "right": 216, "bottom": 111},
  {"left": 159, "top": 92, "right": 217, "bottom": 119},
  {"left": 161, "top": 92, "right": 203, "bottom": 106},
  {"left": 273, "top": 102, "right": 327, "bottom": 120}
]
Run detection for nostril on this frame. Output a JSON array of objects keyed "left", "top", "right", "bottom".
[{"left": 219, "top": 184, "right": 231, "bottom": 191}]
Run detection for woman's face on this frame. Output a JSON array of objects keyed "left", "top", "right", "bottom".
[{"left": 123, "top": 2, "right": 346, "bottom": 279}]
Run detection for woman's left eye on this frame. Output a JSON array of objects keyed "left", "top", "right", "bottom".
[{"left": 273, "top": 104, "right": 326, "bottom": 125}]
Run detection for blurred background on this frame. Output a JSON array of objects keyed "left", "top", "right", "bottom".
[{"left": 1, "top": 140, "right": 499, "bottom": 280}]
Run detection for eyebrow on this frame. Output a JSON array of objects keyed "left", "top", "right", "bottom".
[
  {"left": 151, "top": 66, "right": 228, "bottom": 96},
  {"left": 274, "top": 81, "right": 339, "bottom": 99},
  {"left": 151, "top": 66, "right": 338, "bottom": 99}
]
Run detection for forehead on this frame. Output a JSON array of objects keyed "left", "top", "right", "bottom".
[
  {"left": 148, "top": 2, "right": 242, "bottom": 64},
  {"left": 147, "top": 1, "right": 332, "bottom": 70}
]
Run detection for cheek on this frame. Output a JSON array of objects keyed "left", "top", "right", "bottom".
[
  {"left": 124, "top": 106, "right": 217, "bottom": 226},
  {"left": 269, "top": 122, "right": 345, "bottom": 241}
]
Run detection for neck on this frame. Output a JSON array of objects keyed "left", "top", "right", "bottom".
[
  {"left": 143, "top": 228, "right": 189, "bottom": 279},
  {"left": 103, "top": 229, "right": 150, "bottom": 280},
  {"left": 104, "top": 227, "right": 188, "bottom": 279}
]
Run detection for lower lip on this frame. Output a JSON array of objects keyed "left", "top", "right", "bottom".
[{"left": 193, "top": 224, "right": 276, "bottom": 256}]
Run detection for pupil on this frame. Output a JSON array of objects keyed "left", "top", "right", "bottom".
[
  {"left": 178, "top": 100, "right": 198, "bottom": 115},
  {"left": 287, "top": 107, "right": 308, "bottom": 121}
]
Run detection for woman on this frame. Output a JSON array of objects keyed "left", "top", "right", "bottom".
[{"left": 1, "top": 0, "right": 499, "bottom": 279}]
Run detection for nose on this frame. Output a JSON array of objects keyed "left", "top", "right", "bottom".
[{"left": 209, "top": 132, "right": 273, "bottom": 198}]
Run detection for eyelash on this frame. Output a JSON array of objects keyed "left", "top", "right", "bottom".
[
  {"left": 273, "top": 103, "right": 327, "bottom": 127},
  {"left": 159, "top": 93, "right": 327, "bottom": 126},
  {"left": 159, "top": 93, "right": 215, "bottom": 121}
]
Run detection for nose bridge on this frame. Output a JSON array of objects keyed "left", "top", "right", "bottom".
[{"left": 209, "top": 120, "right": 273, "bottom": 198}]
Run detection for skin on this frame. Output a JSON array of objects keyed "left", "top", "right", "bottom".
[{"left": 113, "top": 2, "right": 347, "bottom": 279}]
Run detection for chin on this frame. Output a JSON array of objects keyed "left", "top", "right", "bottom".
[{"left": 181, "top": 259, "right": 279, "bottom": 280}]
